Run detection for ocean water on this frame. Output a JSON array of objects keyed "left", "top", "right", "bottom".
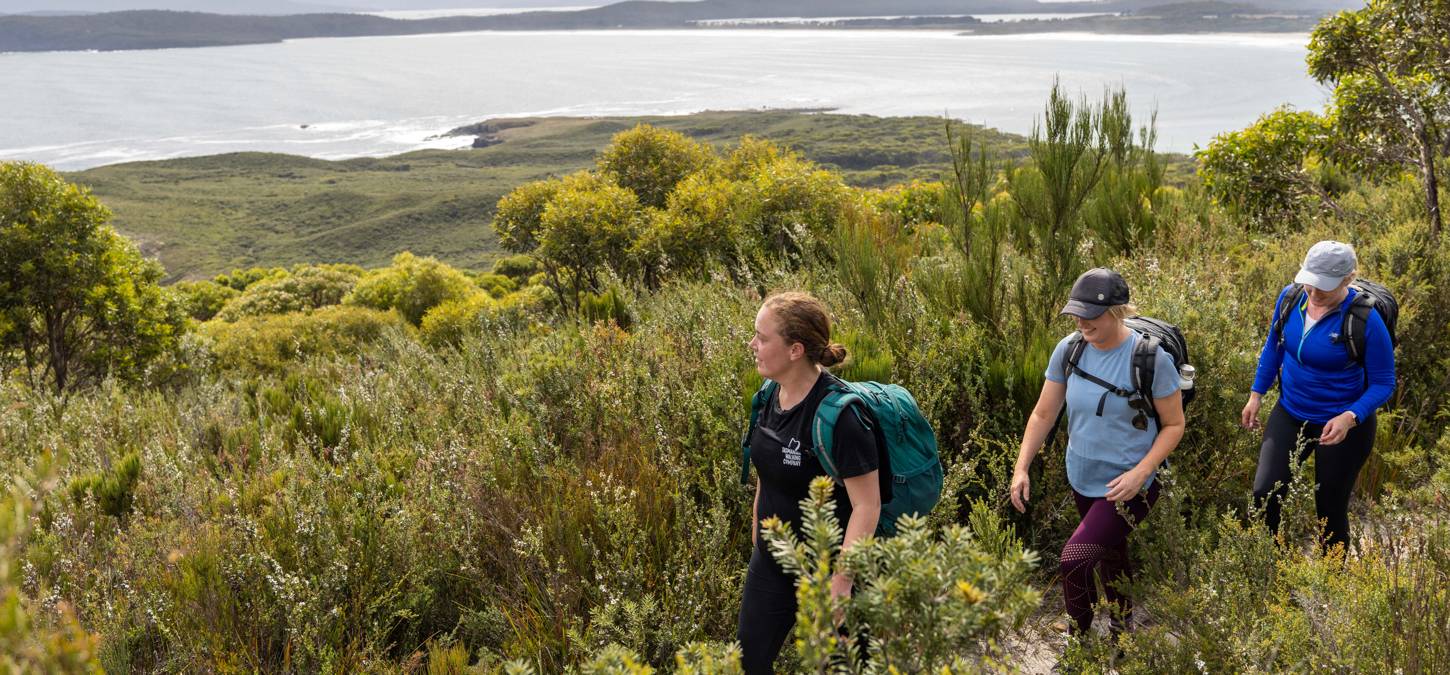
[
  {"left": 0, "top": 29, "right": 1325, "bottom": 169},
  {"left": 689, "top": 13, "right": 1109, "bottom": 25},
  {"left": 367, "top": 6, "right": 601, "bottom": 19}
]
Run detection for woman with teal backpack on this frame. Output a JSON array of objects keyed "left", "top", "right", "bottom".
[
  {"left": 737, "top": 291, "right": 882, "bottom": 674},
  {"left": 1009, "top": 268, "right": 1186, "bottom": 639}
]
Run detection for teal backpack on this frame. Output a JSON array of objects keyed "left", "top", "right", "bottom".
[{"left": 740, "top": 375, "right": 944, "bottom": 536}]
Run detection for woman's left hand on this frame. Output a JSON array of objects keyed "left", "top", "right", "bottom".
[
  {"left": 1105, "top": 468, "right": 1150, "bottom": 503},
  {"left": 830, "top": 572, "right": 852, "bottom": 625}
]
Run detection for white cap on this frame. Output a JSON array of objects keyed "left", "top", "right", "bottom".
[{"left": 1294, "top": 240, "right": 1357, "bottom": 291}]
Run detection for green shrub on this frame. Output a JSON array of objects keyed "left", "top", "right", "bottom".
[
  {"left": 831, "top": 201, "right": 915, "bottom": 332},
  {"left": 535, "top": 173, "right": 645, "bottom": 301},
  {"left": 1196, "top": 108, "right": 1338, "bottom": 229},
  {"left": 204, "top": 305, "right": 406, "bottom": 373},
  {"left": 0, "top": 162, "right": 187, "bottom": 394},
  {"left": 718, "top": 136, "right": 795, "bottom": 181},
  {"left": 346, "top": 252, "right": 476, "bottom": 326},
  {"left": 170, "top": 280, "right": 239, "bottom": 322},
  {"left": 67, "top": 451, "right": 142, "bottom": 521},
  {"left": 761, "top": 479, "right": 1040, "bottom": 673},
  {"left": 830, "top": 327, "right": 893, "bottom": 384},
  {"left": 492, "top": 254, "right": 541, "bottom": 282},
  {"left": 741, "top": 155, "right": 851, "bottom": 267},
  {"left": 211, "top": 266, "right": 285, "bottom": 291},
  {"left": 870, "top": 179, "right": 945, "bottom": 226},
  {"left": 420, "top": 292, "right": 495, "bottom": 348},
  {"left": 476, "top": 272, "right": 519, "bottom": 299},
  {"left": 215, "top": 265, "right": 360, "bottom": 321},
  {"left": 579, "top": 287, "right": 632, "bottom": 329},
  {"left": 0, "top": 462, "right": 103, "bottom": 673}
]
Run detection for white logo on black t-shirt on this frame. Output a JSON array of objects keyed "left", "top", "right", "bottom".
[{"left": 783, "top": 437, "right": 802, "bottom": 466}]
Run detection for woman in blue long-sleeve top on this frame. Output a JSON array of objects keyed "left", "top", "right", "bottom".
[{"left": 1240, "top": 240, "right": 1395, "bottom": 550}]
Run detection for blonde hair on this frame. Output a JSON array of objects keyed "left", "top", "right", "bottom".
[
  {"left": 1106, "top": 303, "right": 1139, "bottom": 321},
  {"left": 761, "top": 292, "right": 848, "bottom": 368}
]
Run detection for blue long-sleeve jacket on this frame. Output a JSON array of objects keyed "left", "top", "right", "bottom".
[{"left": 1252, "top": 285, "right": 1396, "bottom": 424}]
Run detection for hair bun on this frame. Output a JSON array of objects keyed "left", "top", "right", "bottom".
[{"left": 821, "top": 343, "right": 848, "bottom": 368}]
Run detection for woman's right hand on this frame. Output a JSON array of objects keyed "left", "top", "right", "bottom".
[
  {"left": 1009, "top": 469, "right": 1031, "bottom": 513},
  {"left": 1240, "top": 393, "right": 1263, "bottom": 430}
]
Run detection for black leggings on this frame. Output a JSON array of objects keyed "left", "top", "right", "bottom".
[
  {"left": 1252, "top": 403, "right": 1376, "bottom": 550},
  {"left": 737, "top": 545, "right": 796, "bottom": 674}
]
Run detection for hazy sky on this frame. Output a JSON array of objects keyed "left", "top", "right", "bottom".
[{"left": 0, "top": 0, "right": 605, "bottom": 12}]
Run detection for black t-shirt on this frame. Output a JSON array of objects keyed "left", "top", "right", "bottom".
[{"left": 751, "top": 374, "right": 879, "bottom": 560}]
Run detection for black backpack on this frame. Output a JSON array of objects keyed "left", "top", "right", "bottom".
[
  {"left": 1272, "top": 279, "right": 1399, "bottom": 363},
  {"left": 1061, "top": 316, "right": 1196, "bottom": 418}
]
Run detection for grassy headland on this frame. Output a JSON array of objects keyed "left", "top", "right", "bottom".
[{"left": 68, "top": 110, "right": 1095, "bottom": 281}]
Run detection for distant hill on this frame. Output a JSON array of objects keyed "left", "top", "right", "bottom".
[
  {"left": 0, "top": 0, "right": 348, "bottom": 14},
  {"left": 310, "top": 0, "right": 604, "bottom": 7},
  {"left": 0, "top": 0, "right": 1345, "bottom": 52},
  {"left": 1132, "top": 1, "right": 1267, "bottom": 17}
]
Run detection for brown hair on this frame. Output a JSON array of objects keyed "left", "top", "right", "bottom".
[{"left": 761, "top": 292, "right": 848, "bottom": 368}]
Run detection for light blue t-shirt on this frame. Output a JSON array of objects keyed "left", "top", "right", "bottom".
[{"left": 1045, "top": 332, "right": 1180, "bottom": 498}]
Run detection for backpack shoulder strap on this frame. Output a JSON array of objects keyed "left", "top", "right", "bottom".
[
  {"left": 1132, "top": 333, "right": 1162, "bottom": 418},
  {"left": 740, "top": 380, "right": 778, "bottom": 485},
  {"left": 1275, "top": 284, "right": 1306, "bottom": 348},
  {"left": 1063, "top": 331, "right": 1088, "bottom": 380},
  {"left": 1343, "top": 291, "right": 1375, "bottom": 365},
  {"left": 810, "top": 379, "right": 861, "bottom": 486}
]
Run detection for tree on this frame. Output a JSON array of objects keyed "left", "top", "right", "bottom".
[
  {"left": 0, "top": 162, "right": 185, "bottom": 394},
  {"left": 596, "top": 124, "right": 716, "bottom": 209},
  {"left": 1196, "top": 108, "right": 1341, "bottom": 228},
  {"left": 1308, "top": 0, "right": 1450, "bottom": 238},
  {"left": 634, "top": 173, "right": 748, "bottom": 284},
  {"left": 1007, "top": 80, "right": 1109, "bottom": 328},
  {"left": 493, "top": 176, "right": 565, "bottom": 254},
  {"left": 536, "top": 173, "right": 644, "bottom": 305},
  {"left": 741, "top": 155, "right": 850, "bottom": 268}
]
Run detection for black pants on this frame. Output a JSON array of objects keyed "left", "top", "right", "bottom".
[
  {"left": 1252, "top": 403, "right": 1376, "bottom": 550},
  {"left": 737, "top": 546, "right": 796, "bottom": 674}
]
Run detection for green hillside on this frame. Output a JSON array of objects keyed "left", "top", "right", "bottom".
[{"left": 68, "top": 110, "right": 1064, "bottom": 281}]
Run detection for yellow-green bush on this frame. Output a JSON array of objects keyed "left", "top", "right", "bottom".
[
  {"left": 596, "top": 124, "right": 717, "bottom": 209},
  {"left": 491, "top": 253, "right": 540, "bottom": 282},
  {"left": 870, "top": 179, "right": 945, "bottom": 226},
  {"left": 170, "top": 280, "right": 238, "bottom": 321},
  {"left": 345, "top": 252, "right": 476, "bottom": 326},
  {"left": 420, "top": 292, "right": 495, "bottom": 348},
  {"left": 476, "top": 272, "right": 518, "bottom": 299},
  {"left": 203, "top": 305, "right": 406, "bottom": 373},
  {"left": 211, "top": 266, "right": 285, "bottom": 291},
  {"left": 214, "top": 264, "right": 361, "bottom": 321}
]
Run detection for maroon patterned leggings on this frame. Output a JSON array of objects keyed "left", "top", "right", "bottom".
[{"left": 1060, "top": 482, "right": 1159, "bottom": 635}]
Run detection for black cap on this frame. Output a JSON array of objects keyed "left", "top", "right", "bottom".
[{"left": 1060, "top": 268, "right": 1130, "bottom": 319}]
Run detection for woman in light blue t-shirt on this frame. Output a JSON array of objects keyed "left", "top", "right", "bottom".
[{"left": 1009, "top": 268, "right": 1186, "bottom": 640}]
